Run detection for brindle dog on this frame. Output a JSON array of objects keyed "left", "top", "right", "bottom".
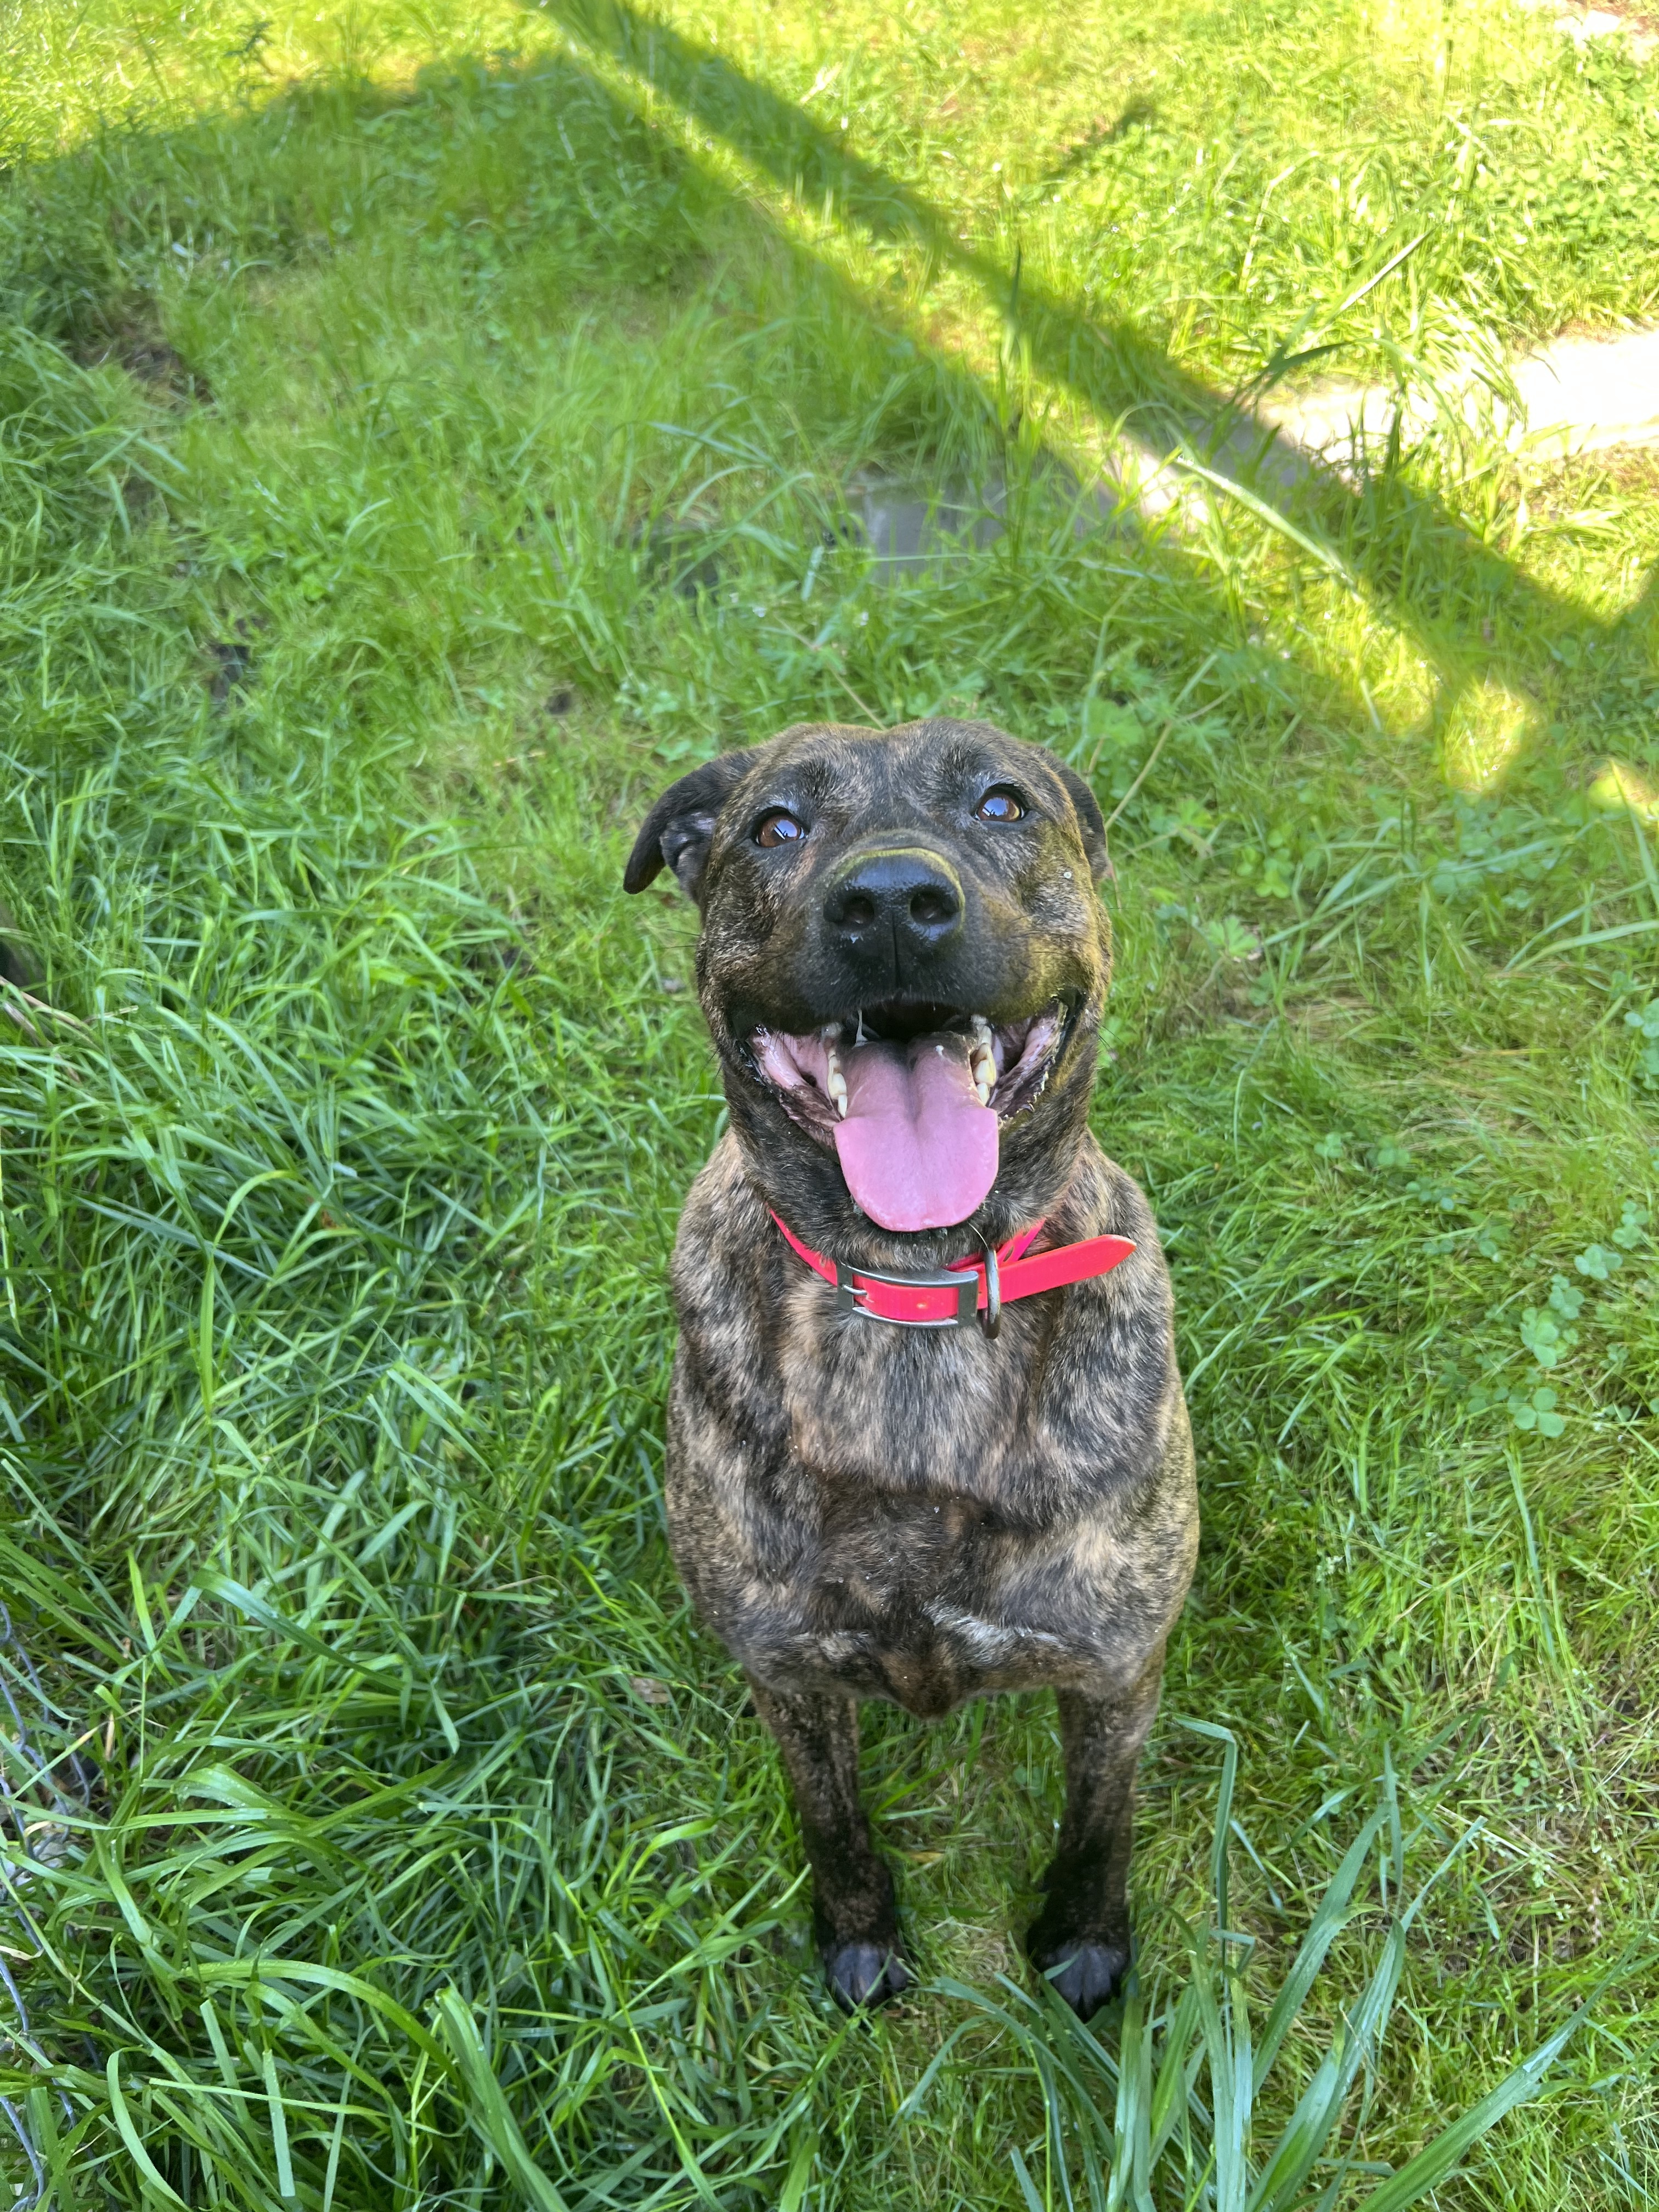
[{"left": 624, "top": 718, "right": 1198, "bottom": 2018}]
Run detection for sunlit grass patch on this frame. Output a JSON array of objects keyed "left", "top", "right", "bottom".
[{"left": 1441, "top": 675, "right": 1541, "bottom": 792}]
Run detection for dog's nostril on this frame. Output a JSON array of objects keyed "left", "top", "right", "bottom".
[
  {"left": 909, "top": 887, "right": 955, "bottom": 928},
  {"left": 842, "top": 895, "right": 878, "bottom": 930}
]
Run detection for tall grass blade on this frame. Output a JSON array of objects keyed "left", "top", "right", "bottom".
[{"left": 433, "top": 1990, "right": 572, "bottom": 2212}]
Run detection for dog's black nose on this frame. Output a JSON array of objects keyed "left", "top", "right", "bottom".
[{"left": 822, "top": 848, "right": 964, "bottom": 953}]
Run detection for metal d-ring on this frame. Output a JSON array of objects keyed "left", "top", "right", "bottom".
[{"left": 978, "top": 1233, "right": 1001, "bottom": 1340}]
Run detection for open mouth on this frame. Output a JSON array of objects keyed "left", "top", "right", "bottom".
[{"left": 749, "top": 998, "right": 1071, "bottom": 1233}]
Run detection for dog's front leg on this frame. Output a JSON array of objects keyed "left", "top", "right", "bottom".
[
  {"left": 748, "top": 1676, "right": 910, "bottom": 2010},
  {"left": 1025, "top": 1655, "right": 1164, "bottom": 2018}
]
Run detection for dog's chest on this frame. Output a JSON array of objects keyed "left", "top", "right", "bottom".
[
  {"left": 804, "top": 1474, "right": 1000, "bottom": 1605},
  {"left": 761, "top": 1313, "right": 1103, "bottom": 1709},
  {"left": 673, "top": 1233, "right": 1184, "bottom": 1712},
  {"left": 765, "top": 1470, "right": 1100, "bottom": 1712},
  {"left": 776, "top": 1289, "right": 1030, "bottom": 1499}
]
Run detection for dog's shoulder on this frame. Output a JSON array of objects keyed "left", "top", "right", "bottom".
[
  {"left": 671, "top": 1133, "right": 773, "bottom": 1301},
  {"left": 1005, "top": 1133, "right": 1184, "bottom": 1485},
  {"left": 1047, "top": 1135, "right": 1175, "bottom": 1321}
]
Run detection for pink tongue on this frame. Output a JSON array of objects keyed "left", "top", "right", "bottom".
[{"left": 832, "top": 1031, "right": 998, "bottom": 1232}]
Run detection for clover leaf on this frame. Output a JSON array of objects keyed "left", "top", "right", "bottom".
[
  {"left": 1509, "top": 1386, "right": 1565, "bottom": 1437},
  {"left": 1612, "top": 1201, "right": 1649, "bottom": 1251},
  {"left": 1575, "top": 1244, "right": 1623, "bottom": 1280}
]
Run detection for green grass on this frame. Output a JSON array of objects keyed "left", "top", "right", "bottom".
[{"left": 1, "top": 1, "right": 1658, "bottom": 2206}]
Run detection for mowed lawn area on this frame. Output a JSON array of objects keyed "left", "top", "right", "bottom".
[{"left": 3, "top": 1, "right": 1659, "bottom": 2205}]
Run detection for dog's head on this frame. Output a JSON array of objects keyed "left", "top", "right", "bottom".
[{"left": 625, "top": 719, "right": 1111, "bottom": 1250}]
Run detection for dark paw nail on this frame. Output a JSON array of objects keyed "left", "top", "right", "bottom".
[
  {"left": 1034, "top": 1939, "right": 1128, "bottom": 2019},
  {"left": 825, "top": 1941, "right": 910, "bottom": 2010}
]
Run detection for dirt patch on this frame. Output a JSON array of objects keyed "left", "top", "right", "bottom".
[
  {"left": 0, "top": 903, "right": 39, "bottom": 991},
  {"left": 207, "top": 639, "right": 255, "bottom": 704},
  {"left": 74, "top": 309, "right": 212, "bottom": 405}
]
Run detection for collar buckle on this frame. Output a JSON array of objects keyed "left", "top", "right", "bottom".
[{"left": 833, "top": 1259, "right": 979, "bottom": 1329}]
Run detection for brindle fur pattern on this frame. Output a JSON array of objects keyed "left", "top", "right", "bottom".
[{"left": 625, "top": 719, "right": 1199, "bottom": 2015}]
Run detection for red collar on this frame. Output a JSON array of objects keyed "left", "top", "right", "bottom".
[{"left": 769, "top": 1209, "right": 1135, "bottom": 1336}]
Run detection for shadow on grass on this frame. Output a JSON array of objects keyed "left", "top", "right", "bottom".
[
  {"left": 534, "top": 0, "right": 1658, "bottom": 759},
  {"left": 6, "top": 9, "right": 1651, "bottom": 787}
]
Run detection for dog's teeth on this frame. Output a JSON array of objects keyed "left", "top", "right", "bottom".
[
  {"left": 968, "top": 1014, "right": 996, "bottom": 1106},
  {"left": 824, "top": 1040, "right": 849, "bottom": 1119}
]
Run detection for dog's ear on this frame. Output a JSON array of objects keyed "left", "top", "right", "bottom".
[
  {"left": 624, "top": 751, "right": 754, "bottom": 905},
  {"left": 1053, "top": 761, "right": 1110, "bottom": 882}
]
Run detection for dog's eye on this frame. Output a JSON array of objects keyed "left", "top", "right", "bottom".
[
  {"left": 974, "top": 787, "right": 1025, "bottom": 822},
  {"left": 754, "top": 809, "right": 806, "bottom": 848}
]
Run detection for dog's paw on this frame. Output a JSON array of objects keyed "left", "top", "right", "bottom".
[
  {"left": 1027, "top": 1930, "right": 1129, "bottom": 2019},
  {"left": 822, "top": 1940, "right": 910, "bottom": 2011}
]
